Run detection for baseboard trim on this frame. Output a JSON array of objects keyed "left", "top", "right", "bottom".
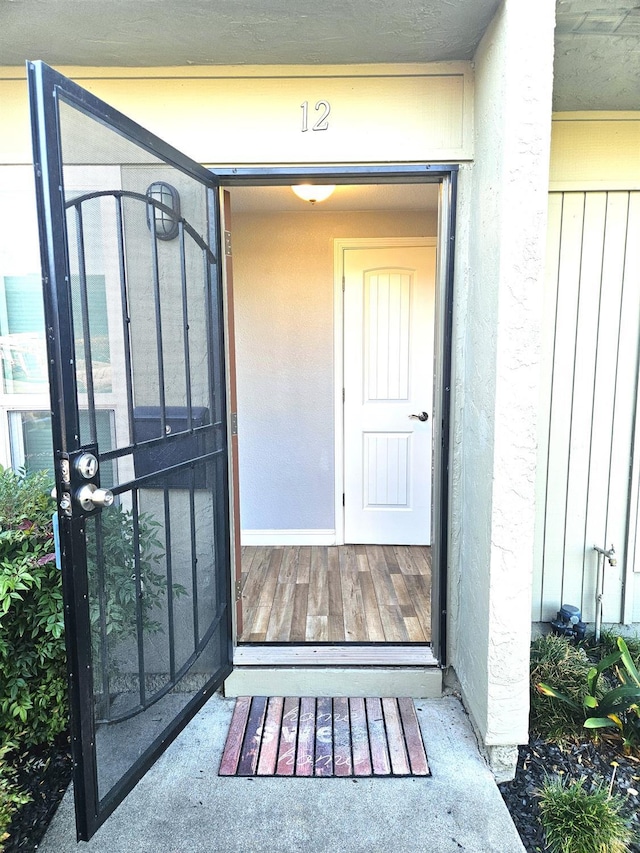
[{"left": 241, "top": 529, "right": 337, "bottom": 546}]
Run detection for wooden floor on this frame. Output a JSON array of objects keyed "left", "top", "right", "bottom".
[{"left": 238, "top": 545, "right": 431, "bottom": 643}]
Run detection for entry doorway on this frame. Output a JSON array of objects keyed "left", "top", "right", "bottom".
[
  {"left": 28, "top": 64, "right": 455, "bottom": 839},
  {"left": 224, "top": 184, "right": 442, "bottom": 650}
]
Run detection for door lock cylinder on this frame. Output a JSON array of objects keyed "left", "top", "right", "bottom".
[{"left": 75, "top": 452, "right": 99, "bottom": 480}]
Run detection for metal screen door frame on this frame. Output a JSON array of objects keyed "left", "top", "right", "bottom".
[{"left": 28, "top": 61, "right": 233, "bottom": 840}]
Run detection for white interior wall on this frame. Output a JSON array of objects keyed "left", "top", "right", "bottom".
[
  {"left": 231, "top": 206, "right": 436, "bottom": 536},
  {"left": 449, "top": 0, "right": 555, "bottom": 779}
]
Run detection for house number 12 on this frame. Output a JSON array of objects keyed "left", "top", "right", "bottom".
[{"left": 301, "top": 100, "right": 331, "bottom": 132}]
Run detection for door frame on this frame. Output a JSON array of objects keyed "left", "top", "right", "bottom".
[
  {"left": 216, "top": 166, "right": 457, "bottom": 665},
  {"left": 334, "top": 235, "right": 437, "bottom": 546}
]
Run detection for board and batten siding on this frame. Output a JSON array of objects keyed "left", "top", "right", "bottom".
[{"left": 533, "top": 190, "right": 640, "bottom": 625}]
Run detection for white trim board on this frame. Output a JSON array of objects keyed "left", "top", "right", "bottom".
[
  {"left": 240, "top": 529, "right": 337, "bottom": 546},
  {"left": 549, "top": 181, "right": 640, "bottom": 192}
]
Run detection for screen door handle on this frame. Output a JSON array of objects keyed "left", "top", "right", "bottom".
[{"left": 76, "top": 483, "right": 114, "bottom": 512}]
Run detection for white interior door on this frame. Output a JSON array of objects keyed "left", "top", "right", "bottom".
[{"left": 343, "top": 243, "right": 436, "bottom": 545}]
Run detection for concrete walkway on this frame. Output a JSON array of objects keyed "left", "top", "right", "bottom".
[{"left": 40, "top": 693, "right": 525, "bottom": 853}]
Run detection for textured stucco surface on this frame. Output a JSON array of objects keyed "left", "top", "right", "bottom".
[
  {"left": 1, "top": 0, "right": 501, "bottom": 66},
  {"left": 449, "top": 0, "right": 555, "bottom": 761},
  {"left": 554, "top": 1, "right": 640, "bottom": 111},
  {"left": 2, "top": 1, "right": 639, "bottom": 111}
]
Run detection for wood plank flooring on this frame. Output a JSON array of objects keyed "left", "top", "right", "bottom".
[{"left": 239, "top": 545, "right": 431, "bottom": 643}]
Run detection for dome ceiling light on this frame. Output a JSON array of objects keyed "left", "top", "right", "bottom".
[{"left": 291, "top": 184, "right": 336, "bottom": 204}]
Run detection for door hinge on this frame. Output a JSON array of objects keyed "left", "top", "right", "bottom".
[
  {"left": 230, "top": 412, "right": 238, "bottom": 435},
  {"left": 342, "top": 388, "right": 345, "bottom": 403},
  {"left": 342, "top": 275, "right": 345, "bottom": 292},
  {"left": 224, "top": 230, "right": 232, "bottom": 257},
  {"left": 235, "top": 580, "right": 242, "bottom": 601},
  {"left": 342, "top": 493, "right": 345, "bottom": 507}
]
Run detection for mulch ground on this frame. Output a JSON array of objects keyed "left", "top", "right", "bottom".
[
  {"left": 3, "top": 734, "right": 72, "bottom": 853},
  {"left": 499, "top": 736, "right": 640, "bottom": 852}
]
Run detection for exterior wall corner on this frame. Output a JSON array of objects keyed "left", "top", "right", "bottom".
[{"left": 449, "top": 0, "right": 556, "bottom": 752}]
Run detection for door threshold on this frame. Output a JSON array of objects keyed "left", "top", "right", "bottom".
[{"left": 233, "top": 644, "right": 438, "bottom": 667}]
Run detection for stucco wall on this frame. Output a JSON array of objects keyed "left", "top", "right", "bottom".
[
  {"left": 449, "top": 0, "right": 555, "bottom": 776},
  {"left": 231, "top": 206, "right": 436, "bottom": 533}
]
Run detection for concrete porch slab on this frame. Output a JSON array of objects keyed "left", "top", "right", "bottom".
[{"left": 39, "top": 693, "right": 525, "bottom": 853}]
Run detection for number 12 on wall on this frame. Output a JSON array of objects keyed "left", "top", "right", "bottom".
[{"left": 301, "top": 100, "right": 331, "bottom": 132}]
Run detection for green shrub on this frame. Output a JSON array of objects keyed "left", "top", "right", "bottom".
[
  {"left": 0, "top": 467, "right": 67, "bottom": 749},
  {"left": 0, "top": 744, "right": 31, "bottom": 852},
  {"left": 539, "top": 777, "right": 633, "bottom": 853},
  {"left": 537, "top": 637, "right": 640, "bottom": 753},
  {"left": 591, "top": 630, "right": 640, "bottom": 671},
  {"left": 87, "top": 503, "right": 180, "bottom": 647},
  {"left": 530, "top": 634, "right": 593, "bottom": 739}
]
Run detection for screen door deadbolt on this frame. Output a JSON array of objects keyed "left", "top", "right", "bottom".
[
  {"left": 75, "top": 452, "right": 99, "bottom": 479},
  {"left": 67, "top": 448, "right": 113, "bottom": 514}
]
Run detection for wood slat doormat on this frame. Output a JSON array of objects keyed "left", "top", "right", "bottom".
[{"left": 219, "top": 697, "right": 430, "bottom": 778}]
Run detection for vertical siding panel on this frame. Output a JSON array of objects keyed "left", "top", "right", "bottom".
[
  {"left": 562, "top": 193, "right": 607, "bottom": 616},
  {"left": 533, "top": 193, "right": 563, "bottom": 621},
  {"left": 583, "top": 193, "right": 628, "bottom": 621},
  {"left": 607, "top": 193, "right": 640, "bottom": 622},
  {"left": 623, "top": 194, "right": 640, "bottom": 623},
  {"left": 541, "top": 193, "right": 585, "bottom": 620},
  {"left": 536, "top": 190, "right": 640, "bottom": 627},
  {"left": 607, "top": 193, "right": 640, "bottom": 623}
]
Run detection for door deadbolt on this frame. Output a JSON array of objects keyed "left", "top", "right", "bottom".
[
  {"left": 76, "top": 483, "right": 114, "bottom": 512},
  {"left": 75, "top": 452, "right": 99, "bottom": 480}
]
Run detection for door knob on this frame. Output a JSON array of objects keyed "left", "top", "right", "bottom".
[
  {"left": 76, "top": 483, "right": 114, "bottom": 512},
  {"left": 408, "top": 412, "right": 429, "bottom": 422}
]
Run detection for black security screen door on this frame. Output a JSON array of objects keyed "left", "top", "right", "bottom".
[{"left": 28, "top": 62, "right": 232, "bottom": 840}]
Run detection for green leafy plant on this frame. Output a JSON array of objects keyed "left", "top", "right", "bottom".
[
  {"left": 530, "top": 633, "right": 595, "bottom": 739},
  {"left": 590, "top": 630, "right": 640, "bottom": 672},
  {"left": 537, "top": 637, "right": 640, "bottom": 753},
  {"left": 0, "top": 744, "right": 31, "bottom": 852},
  {"left": 538, "top": 777, "right": 633, "bottom": 853},
  {"left": 0, "top": 463, "right": 184, "bottom": 746},
  {"left": 87, "top": 503, "right": 183, "bottom": 644},
  {"left": 0, "top": 467, "right": 67, "bottom": 749}
]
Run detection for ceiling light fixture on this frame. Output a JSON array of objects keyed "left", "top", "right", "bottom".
[{"left": 291, "top": 184, "right": 336, "bottom": 204}]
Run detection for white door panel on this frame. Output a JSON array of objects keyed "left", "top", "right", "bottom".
[{"left": 343, "top": 245, "right": 435, "bottom": 545}]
